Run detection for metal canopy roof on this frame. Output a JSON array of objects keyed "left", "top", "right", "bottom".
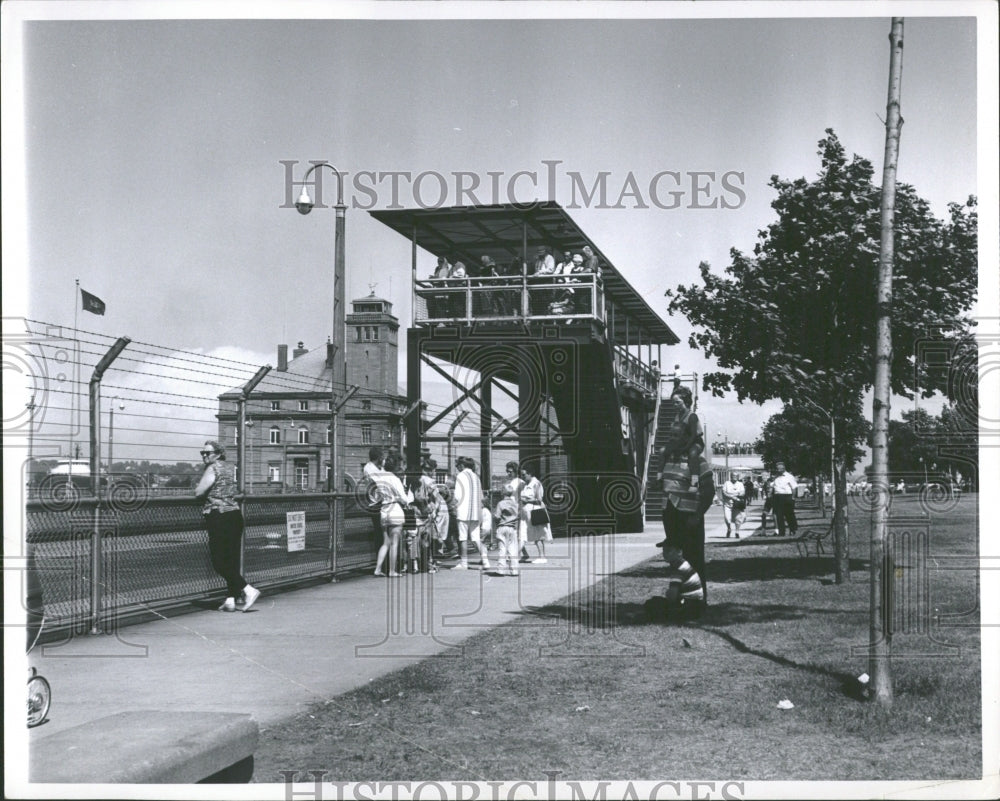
[{"left": 370, "top": 201, "right": 679, "bottom": 345}]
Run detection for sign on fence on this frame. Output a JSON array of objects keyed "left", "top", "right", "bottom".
[{"left": 286, "top": 511, "right": 306, "bottom": 552}]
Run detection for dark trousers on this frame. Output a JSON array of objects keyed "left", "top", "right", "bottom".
[
  {"left": 661, "top": 504, "right": 708, "bottom": 604},
  {"left": 771, "top": 494, "right": 798, "bottom": 536},
  {"left": 205, "top": 509, "right": 247, "bottom": 598}
]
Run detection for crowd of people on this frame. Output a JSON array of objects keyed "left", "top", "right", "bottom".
[
  {"left": 361, "top": 447, "right": 553, "bottom": 577},
  {"left": 425, "top": 245, "right": 601, "bottom": 319}
]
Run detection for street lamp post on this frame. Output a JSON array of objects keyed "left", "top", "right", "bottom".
[
  {"left": 295, "top": 162, "right": 347, "bottom": 495},
  {"left": 447, "top": 411, "right": 470, "bottom": 475},
  {"left": 800, "top": 397, "right": 836, "bottom": 519}
]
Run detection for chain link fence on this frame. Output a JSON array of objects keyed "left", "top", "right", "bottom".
[{"left": 26, "top": 492, "right": 378, "bottom": 637}]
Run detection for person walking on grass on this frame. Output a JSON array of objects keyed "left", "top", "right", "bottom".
[
  {"left": 194, "top": 441, "right": 260, "bottom": 613},
  {"left": 656, "top": 381, "right": 714, "bottom": 603},
  {"left": 453, "top": 456, "right": 488, "bottom": 570}
]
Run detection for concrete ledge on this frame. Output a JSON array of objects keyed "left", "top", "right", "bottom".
[{"left": 31, "top": 710, "right": 257, "bottom": 784}]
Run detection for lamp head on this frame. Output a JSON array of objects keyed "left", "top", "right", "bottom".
[
  {"left": 117, "top": 401, "right": 125, "bottom": 410},
  {"left": 295, "top": 189, "right": 315, "bottom": 215}
]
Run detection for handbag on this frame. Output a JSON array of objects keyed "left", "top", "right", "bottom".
[{"left": 530, "top": 507, "right": 550, "bottom": 526}]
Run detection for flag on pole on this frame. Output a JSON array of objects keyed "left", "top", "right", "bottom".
[{"left": 80, "top": 288, "right": 106, "bottom": 316}]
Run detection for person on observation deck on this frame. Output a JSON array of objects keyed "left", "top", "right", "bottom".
[{"left": 530, "top": 245, "right": 556, "bottom": 314}]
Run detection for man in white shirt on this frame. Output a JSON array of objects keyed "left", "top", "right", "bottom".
[
  {"left": 533, "top": 245, "right": 556, "bottom": 275},
  {"left": 721, "top": 474, "right": 747, "bottom": 538},
  {"left": 771, "top": 462, "right": 799, "bottom": 537},
  {"left": 453, "top": 456, "right": 489, "bottom": 570}
]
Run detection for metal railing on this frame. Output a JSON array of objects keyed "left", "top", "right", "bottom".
[
  {"left": 26, "top": 491, "right": 379, "bottom": 636},
  {"left": 414, "top": 274, "right": 604, "bottom": 326},
  {"left": 612, "top": 345, "right": 658, "bottom": 395}
]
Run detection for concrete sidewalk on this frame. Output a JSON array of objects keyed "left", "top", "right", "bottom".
[
  {"left": 24, "top": 526, "right": 678, "bottom": 734},
  {"left": 23, "top": 508, "right": 740, "bottom": 781}
]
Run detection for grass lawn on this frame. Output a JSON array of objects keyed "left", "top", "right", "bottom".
[{"left": 253, "top": 494, "right": 981, "bottom": 782}]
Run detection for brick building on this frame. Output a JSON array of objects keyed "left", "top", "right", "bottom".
[{"left": 217, "top": 293, "right": 407, "bottom": 491}]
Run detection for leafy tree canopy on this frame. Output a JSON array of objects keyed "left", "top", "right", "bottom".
[
  {"left": 755, "top": 399, "right": 870, "bottom": 477},
  {"left": 666, "top": 130, "right": 977, "bottom": 424}
]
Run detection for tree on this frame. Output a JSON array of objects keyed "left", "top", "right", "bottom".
[
  {"left": 757, "top": 401, "right": 869, "bottom": 478},
  {"left": 665, "top": 131, "right": 977, "bottom": 584},
  {"left": 887, "top": 409, "right": 938, "bottom": 479},
  {"left": 886, "top": 404, "right": 977, "bottom": 488}
]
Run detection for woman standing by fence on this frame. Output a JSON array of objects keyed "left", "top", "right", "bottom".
[{"left": 194, "top": 441, "right": 261, "bottom": 613}]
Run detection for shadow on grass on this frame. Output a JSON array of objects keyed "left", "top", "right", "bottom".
[
  {"left": 621, "top": 555, "right": 869, "bottom": 582},
  {"left": 506, "top": 596, "right": 868, "bottom": 700}
]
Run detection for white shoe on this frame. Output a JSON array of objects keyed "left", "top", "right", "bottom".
[
  {"left": 452, "top": 562, "right": 468, "bottom": 570},
  {"left": 242, "top": 585, "right": 261, "bottom": 612},
  {"left": 508, "top": 569, "right": 518, "bottom": 577},
  {"left": 532, "top": 558, "right": 547, "bottom": 564},
  {"left": 219, "top": 598, "right": 236, "bottom": 612},
  {"left": 481, "top": 558, "right": 491, "bottom": 570}
]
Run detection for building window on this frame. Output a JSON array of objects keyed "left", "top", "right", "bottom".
[
  {"left": 363, "top": 327, "right": 371, "bottom": 341},
  {"left": 362, "top": 399, "right": 372, "bottom": 411},
  {"left": 298, "top": 428, "right": 309, "bottom": 445},
  {"left": 371, "top": 327, "right": 379, "bottom": 341},
  {"left": 295, "top": 464, "right": 308, "bottom": 490},
  {"left": 326, "top": 426, "right": 332, "bottom": 444},
  {"left": 327, "top": 400, "right": 334, "bottom": 411},
  {"left": 361, "top": 424, "right": 372, "bottom": 445},
  {"left": 270, "top": 401, "right": 280, "bottom": 411},
  {"left": 299, "top": 400, "right": 309, "bottom": 411},
  {"left": 269, "top": 427, "right": 280, "bottom": 444},
  {"left": 268, "top": 465, "right": 280, "bottom": 482},
  {"left": 356, "top": 327, "right": 363, "bottom": 342}
]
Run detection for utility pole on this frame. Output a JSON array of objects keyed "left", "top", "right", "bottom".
[{"left": 869, "top": 17, "right": 904, "bottom": 708}]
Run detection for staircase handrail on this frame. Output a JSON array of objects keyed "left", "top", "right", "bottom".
[{"left": 640, "top": 372, "right": 665, "bottom": 505}]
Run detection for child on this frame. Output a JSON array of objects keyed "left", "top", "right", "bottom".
[
  {"left": 493, "top": 489, "right": 521, "bottom": 577},
  {"left": 660, "top": 543, "right": 705, "bottom": 620},
  {"left": 480, "top": 493, "right": 494, "bottom": 553}
]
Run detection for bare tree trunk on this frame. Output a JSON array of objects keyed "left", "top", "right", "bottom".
[
  {"left": 834, "top": 458, "right": 849, "bottom": 582},
  {"left": 870, "top": 17, "right": 905, "bottom": 708}
]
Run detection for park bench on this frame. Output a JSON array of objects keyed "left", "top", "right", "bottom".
[
  {"left": 30, "top": 710, "right": 257, "bottom": 783},
  {"left": 794, "top": 519, "right": 835, "bottom": 559}
]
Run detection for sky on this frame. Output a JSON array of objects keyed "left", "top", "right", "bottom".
[{"left": 2, "top": 1, "right": 997, "bottom": 455}]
